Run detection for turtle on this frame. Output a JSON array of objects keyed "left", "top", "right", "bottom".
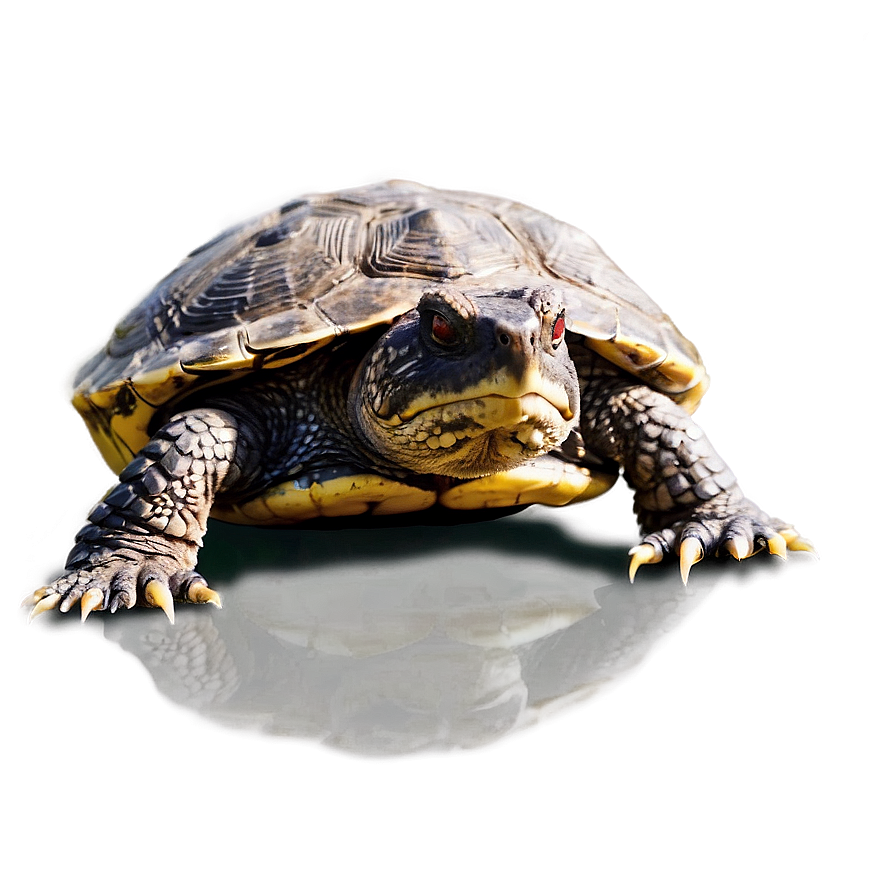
[{"left": 26, "top": 180, "right": 812, "bottom": 622}]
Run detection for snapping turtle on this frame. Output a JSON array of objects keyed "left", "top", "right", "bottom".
[{"left": 26, "top": 181, "right": 810, "bottom": 621}]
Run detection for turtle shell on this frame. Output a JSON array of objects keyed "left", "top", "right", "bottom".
[{"left": 74, "top": 181, "right": 708, "bottom": 473}]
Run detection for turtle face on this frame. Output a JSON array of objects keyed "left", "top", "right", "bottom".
[{"left": 350, "top": 286, "right": 580, "bottom": 478}]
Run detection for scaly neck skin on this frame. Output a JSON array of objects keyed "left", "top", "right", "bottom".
[{"left": 202, "top": 337, "right": 414, "bottom": 501}]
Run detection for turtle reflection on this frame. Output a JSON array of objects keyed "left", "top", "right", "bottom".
[{"left": 104, "top": 514, "right": 713, "bottom": 754}]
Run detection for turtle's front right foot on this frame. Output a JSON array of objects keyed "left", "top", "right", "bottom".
[
  {"left": 24, "top": 534, "right": 221, "bottom": 623},
  {"left": 25, "top": 408, "right": 239, "bottom": 622}
]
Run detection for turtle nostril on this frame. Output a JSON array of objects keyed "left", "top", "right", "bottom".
[{"left": 529, "top": 334, "right": 536, "bottom": 346}]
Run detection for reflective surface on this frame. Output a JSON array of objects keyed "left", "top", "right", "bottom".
[
  {"left": 104, "top": 512, "right": 714, "bottom": 753},
  {"left": 8, "top": 10, "right": 890, "bottom": 892}
]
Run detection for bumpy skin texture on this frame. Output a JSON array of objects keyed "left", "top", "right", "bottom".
[
  {"left": 28, "top": 310, "right": 808, "bottom": 622},
  {"left": 572, "top": 346, "right": 792, "bottom": 575},
  {"left": 31, "top": 410, "right": 244, "bottom": 619},
  {"left": 29, "top": 344, "right": 411, "bottom": 620}
]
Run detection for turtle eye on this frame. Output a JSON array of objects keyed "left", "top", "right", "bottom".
[
  {"left": 430, "top": 312, "right": 459, "bottom": 347},
  {"left": 551, "top": 313, "right": 566, "bottom": 347}
]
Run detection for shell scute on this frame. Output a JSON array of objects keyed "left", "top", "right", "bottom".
[
  {"left": 506, "top": 208, "right": 621, "bottom": 291},
  {"left": 364, "top": 205, "right": 525, "bottom": 280},
  {"left": 175, "top": 210, "right": 279, "bottom": 270}
]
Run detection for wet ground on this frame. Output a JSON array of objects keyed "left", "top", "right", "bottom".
[{"left": 7, "top": 6, "right": 891, "bottom": 890}]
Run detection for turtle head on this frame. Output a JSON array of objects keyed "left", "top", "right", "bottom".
[{"left": 350, "top": 286, "right": 580, "bottom": 478}]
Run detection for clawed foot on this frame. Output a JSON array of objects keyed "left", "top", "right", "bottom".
[
  {"left": 628, "top": 501, "right": 815, "bottom": 584},
  {"left": 24, "top": 556, "right": 221, "bottom": 623}
]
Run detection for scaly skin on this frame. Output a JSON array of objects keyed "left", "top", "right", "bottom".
[
  {"left": 25, "top": 346, "right": 415, "bottom": 622},
  {"left": 27, "top": 409, "right": 243, "bottom": 621},
  {"left": 26, "top": 320, "right": 812, "bottom": 622},
  {"left": 572, "top": 345, "right": 812, "bottom": 582}
]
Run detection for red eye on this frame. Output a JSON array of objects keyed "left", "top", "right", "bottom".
[
  {"left": 551, "top": 314, "right": 566, "bottom": 346},
  {"left": 431, "top": 312, "right": 458, "bottom": 346}
]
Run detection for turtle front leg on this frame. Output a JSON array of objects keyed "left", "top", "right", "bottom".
[
  {"left": 25, "top": 408, "right": 246, "bottom": 621},
  {"left": 577, "top": 362, "right": 813, "bottom": 583}
]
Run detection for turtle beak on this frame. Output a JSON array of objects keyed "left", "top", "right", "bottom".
[{"left": 378, "top": 364, "right": 575, "bottom": 427}]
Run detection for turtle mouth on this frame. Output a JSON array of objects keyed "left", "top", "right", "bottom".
[
  {"left": 375, "top": 391, "right": 576, "bottom": 478},
  {"left": 353, "top": 337, "right": 580, "bottom": 477},
  {"left": 375, "top": 369, "right": 576, "bottom": 427}
]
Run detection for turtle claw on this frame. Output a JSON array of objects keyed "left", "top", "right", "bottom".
[
  {"left": 628, "top": 543, "right": 662, "bottom": 582},
  {"left": 790, "top": 539, "right": 816, "bottom": 556},
  {"left": 186, "top": 581, "right": 222, "bottom": 608},
  {"left": 22, "top": 587, "right": 48, "bottom": 609},
  {"left": 80, "top": 587, "right": 105, "bottom": 622},
  {"left": 28, "top": 591, "right": 62, "bottom": 621},
  {"left": 766, "top": 532, "right": 788, "bottom": 560},
  {"left": 679, "top": 537, "right": 703, "bottom": 585},
  {"left": 780, "top": 527, "right": 817, "bottom": 557},
  {"left": 145, "top": 580, "right": 176, "bottom": 624},
  {"left": 725, "top": 534, "right": 752, "bottom": 561}
]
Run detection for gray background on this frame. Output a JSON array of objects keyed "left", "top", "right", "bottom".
[{"left": 4, "top": 2, "right": 891, "bottom": 893}]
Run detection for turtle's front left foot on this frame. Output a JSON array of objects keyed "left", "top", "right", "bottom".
[{"left": 627, "top": 495, "right": 815, "bottom": 584}]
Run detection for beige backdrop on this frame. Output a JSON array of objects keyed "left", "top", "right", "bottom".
[{"left": 2, "top": 2, "right": 896, "bottom": 894}]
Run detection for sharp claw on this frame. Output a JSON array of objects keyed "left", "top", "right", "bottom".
[
  {"left": 29, "top": 592, "right": 62, "bottom": 621},
  {"left": 767, "top": 533, "right": 788, "bottom": 560},
  {"left": 145, "top": 580, "right": 175, "bottom": 624},
  {"left": 23, "top": 587, "right": 48, "bottom": 608},
  {"left": 726, "top": 534, "right": 751, "bottom": 561},
  {"left": 187, "top": 582, "right": 222, "bottom": 608},
  {"left": 80, "top": 588, "right": 105, "bottom": 622},
  {"left": 780, "top": 528, "right": 817, "bottom": 557},
  {"left": 790, "top": 538, "right": 817, "bottom": 556},
  {"left": 628, "top": 543, "right": 662, "bottom": 582},
  {"left": 679, "top": 538, "right": 703, "bottom": 585}
]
